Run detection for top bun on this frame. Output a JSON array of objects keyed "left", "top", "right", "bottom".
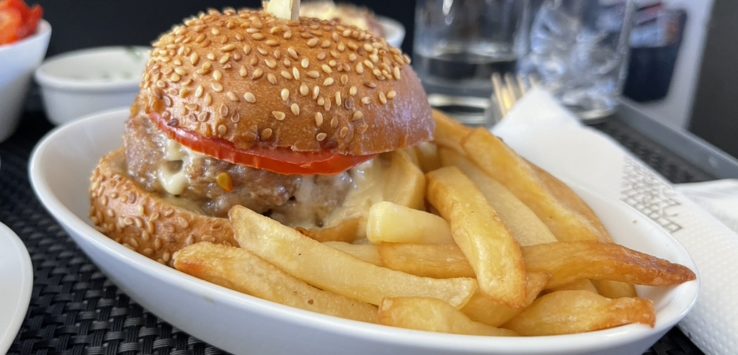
[{"left": 135, "top": 8, "right": 433, "bottom": 156}]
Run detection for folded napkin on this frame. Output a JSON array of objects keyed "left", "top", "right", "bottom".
[
  {"left": 678, "top": 180, "right": 738, "bottom": 235},
  {"left": 493, "top": 88, "right": 738, "bottom": 355}
]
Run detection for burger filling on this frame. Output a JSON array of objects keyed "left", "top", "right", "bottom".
[{"left": 124, "top": 115, "right": 359, "bottom": 227}]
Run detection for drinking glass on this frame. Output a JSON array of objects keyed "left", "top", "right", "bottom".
[
  {"left": 413, "top": 0, "right": 528, "bottom": 125},
  {"left": 518, "top": 0, "right": 635, "bottom": 120}
]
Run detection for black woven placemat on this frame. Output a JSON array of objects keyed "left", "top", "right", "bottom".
[{"left": 1, "top": 112, "right": 705, "bottom": 355}]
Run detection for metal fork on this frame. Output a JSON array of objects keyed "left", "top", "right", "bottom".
[{"left": 486, "top": 73, "right": 538, "bottom": 124}]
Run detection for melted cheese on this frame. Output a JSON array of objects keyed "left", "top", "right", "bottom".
[
  {"left": 321, "top": 157, "right": 387, "bottom": 230},
  {"left": 157, "top": 138, "right": 202, "bottom": 195}
]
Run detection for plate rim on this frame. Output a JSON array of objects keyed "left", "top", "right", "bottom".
[
  {"left": 0, "top": 222, "right": 33, "bottom": 354},
  {"left": 28, "top": 108, "right": 700, "bottom": 353}
]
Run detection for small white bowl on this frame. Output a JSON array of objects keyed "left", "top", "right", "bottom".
[
  {"left": 378, "top": 16, "right": 405, "bottom": 48},
  {"left": 0, "top": 20, "right": 51, "bottom": 142},
  {"left": 29, "top": 109, "right": 698, "bottom": 355},
  {"left": 34, "top": 46, "right": 148, "bottom": 126}
]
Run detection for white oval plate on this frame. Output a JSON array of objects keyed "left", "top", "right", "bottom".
[
  {"left": 0, "top": 222, "right": 33, "bottom": 354},
  {"left": 29, "top": 108, "right": 698, "bottom": 355}
]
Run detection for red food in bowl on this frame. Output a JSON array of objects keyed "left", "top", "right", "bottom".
[{"left": 0, "top": 0, "right": 42, "bottom": 45}]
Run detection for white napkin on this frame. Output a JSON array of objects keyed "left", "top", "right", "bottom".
[
  {"left": 677, "top": 180, "right": 738, "bottom": 235},
  {"left": 493, "top": 88, "right": 738, "bottom": 355}
]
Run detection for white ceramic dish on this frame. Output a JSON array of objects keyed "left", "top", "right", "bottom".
[
  {"left": 0, "top": 222, "right": 33, "bottom": 354},
  {"left": 29, "top": 109, "right": 698, "bottom": 355},
  {"left": 0, "top": 20, "right": 51, "bottom": 142},
  {"left": 34, "top": 46, "right": 148, "bottom": 126},
  {"left": 377, "top": 16, "right": 405, "bottom": 48}
]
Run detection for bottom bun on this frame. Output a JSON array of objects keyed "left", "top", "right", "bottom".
[{"left": 90, "top": 149, "right": 235, "bottom": 265}]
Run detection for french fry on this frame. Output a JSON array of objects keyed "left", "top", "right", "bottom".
[
  {"left": 504, "top": 291, "right": 655, "bottom": 335},
  {"left": 230, "top": 205, "right": 477, "bottom": 307},
  {"left": 385, "top": 150, "right": 427, "bottom": 210},
  {"left": 378, "top": 243, "right": 474, "bottom": 278},
  {"left": 462, "top": 272, "right": 550, "bottom": 327},
  {"left": 524, "top": 241, "right": 696, "bottom": 288},
  {"left": 378, "top": 297, "right": 517, "bottom": 336},
  {"left": 173, "top": 242, "right": 377, "bottom": 323},
  {"left": 298, "top": 218, "right": 361, "bottom": 243},
  {"left": 438, "top": 148, "right": 558, "bottom": 246},
  {"left": 323, "top": 241, "right": 382, "bottom": 265},
  {"left": 461, "top": 129, "right": 637, "bottom": 297},
  {"left": 414, "top": 141, "right": 441, "bottom": 172},
  {"left": 432, "top": 109, "right": 471, "bottom": 153},
  {"left": 367, "top": 202, "right": 454, "bottom": 244},
  {"left": 427, "top": 167, "right": 526, "bottom": 307},
  {"left": 550, "top": 279, "right": 599, "bottom": 293}
]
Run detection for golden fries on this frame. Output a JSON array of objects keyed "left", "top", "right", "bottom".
[
  {"left": 367, "top": 202, "right": 453, "bottom": 244},
  {"left": 173, "top": 242, "right": 377, "bottom": 323},
  {"left": 504, "top": 291, "right": 655, "bottom": 335},
  {"left": 462, "top": 272, "right": 549, "bottom": 327},
  {"left": 414, "top": 141, "right": 441, "bottom": 172},
  {"left": 427, "top": 167, "right": 526, "bottom": 307},
  {"left": 438, "top": 148, "right": 558, "bottom": 246},
  {"left": 323, "top": 241, "right": 382, "bottom": 265},
  {"left": 231, "top": 205, "right": 477, "bottom": 307},
  {"left": 432, "top": 109, "right": 471, "bottom": 153},
  {"left": 524, "top": 241, "right": 696, "bottom": 288},
  {"left": 384, "top": 150, "right": 426, "bottom": 210},
  {"left": 378, "top": 243, "right": 474, "bottom": 278},
  {"left": 378, "top": 297, "right": 517, "bottom": 336}
]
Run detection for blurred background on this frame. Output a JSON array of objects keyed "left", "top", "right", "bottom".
[{"left": 30, "top": 0, "right": 735, "bottom": 157}]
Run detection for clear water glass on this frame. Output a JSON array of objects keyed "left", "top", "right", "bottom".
[{"left": 518, "top": 0, "right": 635, "bottom": 120}]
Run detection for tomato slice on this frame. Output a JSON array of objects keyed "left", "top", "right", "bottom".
[
  {"left": 17, "top": 5, "right": 41, "bottom": 38},
  {"left": 0, "top": 8, "right": 21, "bottom": 45},
  {"left": 150, "top": 113, "right": 375, "bottom": 175}
]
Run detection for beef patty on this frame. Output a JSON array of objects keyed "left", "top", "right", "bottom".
[{"left": 123, "top": 114, "right": 355, "bottom": 225}]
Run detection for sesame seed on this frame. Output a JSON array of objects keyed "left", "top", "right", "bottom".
[
  {"left": 314, "top": 112, "right": 323, "bottom": 126},
  {"left": 249, "top": 56, "right": 258, "bottom": 65},
  {"left": 364, "top": 60, "right": 374, "bottom": 69},
  {"left": 364, "top": 82, "right": 377, "bottom": 89},
  {"left": 349, "top": 86, "right": 357, "bottom": 96},
  {"left": 352, "top": 111, "right": 364, "bottom": 121},
  {"left": 226, "top": 91, "right": 238, "bottom": 101},
  {"left": 206, "top": 52, "right": 216, "bottom": 61},
  {"left": 393, "top": 67, "right": 401, "bottom": 80},
  {"left": 378, "top": 91, "right": 387, "bottom": 104},
  {"left": 361, "top": 96, "right": 371, "bottom": 104},
  {"left": 330, "top": 117, "right": 338, "bottom": 128},
  {"left": 340, "top": 126, "right": 349, "bottom": 137},
  {"left": 204, "top": 93, "right": 213, "bottom": 105},
  {"left": 324, "top": 99, "right": 332, "bottom": 111},
  {"left": 283, "top": 31, "right": 292, "bottom": 39},
  {"left": 356, "top": 62, "right": 364, "bottom": 74},
  {"left": 313, "top": 86, "right": 320, "bottom": 99},
  {"left": 340, "top": 74, "right": 348, "bottom": 85},
  {"left": 282, "top": 58, "right": 291, "bottom": 67},
  {"left": 221, "top": 43, "right": 236, "bottom": 52},
  {"left": 243, "top": 92, "right": 256, "bottom": 103},
  {"left": 211, "top": 28, "right": 220, "bottom": 36},
  {"left": 292, "top": 67, "right": 300, "bottom": 80},
  {"left": 307, "top": 38, "right": 319, "bottom": 47},
  {"left": 219, "top": 104, "right": 229, "bottom": 117},
  {"left": 280, "top": 70, "right": 292, "bottom": 80},
  {"left": 287, "top": 47, "right": 299, "bottom": 59},
  {"left": 281, "top": 88, "right": 290, "bottom": 101},
  {"left": 316, "top": 132, "right": 327, "bottom": 142},
  {"left": 363, "top": 43, "right": 373, "bottom": 52},
  {"left": 307, "top": 70, "right": 320, "bottom": 78},
  {"left": 317, "top": 97, "right": 325, "bottom": 106},
  {"left": 291, "top": 103, "right": 300, "bottom": 115},
  {"left": 251, "top": 33, "right": 264, "bottom": 40},
  {"left": 265, "top": 59, "right": 277, "bottom": 68},
  {"left": 190, "top": 52, "right": 200, "bottom": 65},
  {"left": 321, "top": 64, "right": 332, "bottom": 74},
  {"left": 266, "top": 39, "right": 279, "bottom": 46},
  {"left": 257, "top": 47, "right": 267, "bottom": 55},
  {"left": 219, "top": 54, "right": 231, "bottom": 64},
  {"left": 273, "top": 49, "right": 281, "bottom": 59},
  {"left": 321, "top": 39, "right": 331, "bottom": 48},
  {"left": 370, "top": 54, "right": 379, "bottom": 63},
  {"left": 300, "top": 84, "right": 309, "bottom": 96},
  {"left": 387, "top": 90, "right": 397, "bottom": 99},
  {"left": 348, "top": 53, "right": 357, "bottom": 62},
  {"left": 252, "top": 68, "right": 264, "bottom": 79},
  {"left": 338, "top": 42, "right": 346, "bottom": 51},
  {"left": 211, "top": 82, "right": 223, "bottom": 92},
  {"left": 317, "top": 52, "right": 327, "bottom": 60},
  {"left": 335, "top": 92, "right": 342, "bottom": 106},
  {"left": 212, "top": 70, "right": 222, "bottom": 80},
  {"left": 323, "top": 77, "right": 334, "bottom": 86},
  {"left": 267, "top": 73, "right": 277, "bottom": 84},
  {"left": 195, "top": 85, "right": 204, "bottom": 98},
  {"left": 301, "top": 58, "right": 309, "bottom": 69},
  {"left": 239, "top": 66, "right": 247, "bottom": 77},
  {"left": 243, "top": 45, "right": 252, "bottom": 55},
  {"left": 261, "top": 128, "right": 273, "bottom": 139},
  {"left": 272, "top": 111, "right": 286, "bottom": 120},
  {"left": 170, "top": 73, "right": 181, "bottom": 82}
]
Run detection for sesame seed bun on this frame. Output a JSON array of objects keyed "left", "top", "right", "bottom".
[
  {"left": 135, "top": 8, "right": 433, "bottom": 156},
  {"left": 90, "top": 149, "right": 235, "bottom": 264}
]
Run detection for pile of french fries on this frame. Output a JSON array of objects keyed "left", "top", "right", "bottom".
[{"left": 173, "top": 110, "right": 695, "bottom": 336}]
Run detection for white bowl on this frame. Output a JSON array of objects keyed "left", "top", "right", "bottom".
[
  {"left": 0, "top": 20, "right": 51, "bottom": 142},
  {"left": 34, "top": 46, "right": 148, "bottom": 126},
  {"left": 378, "top": 16, "right": 405, "bottom": 48},
  {"left": 29, "top": 109, "right": 698, "bottom": 355}
]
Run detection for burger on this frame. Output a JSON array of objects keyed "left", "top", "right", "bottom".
[{"left": 89, "top": 7, "right": 433, "bottom": 264}]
